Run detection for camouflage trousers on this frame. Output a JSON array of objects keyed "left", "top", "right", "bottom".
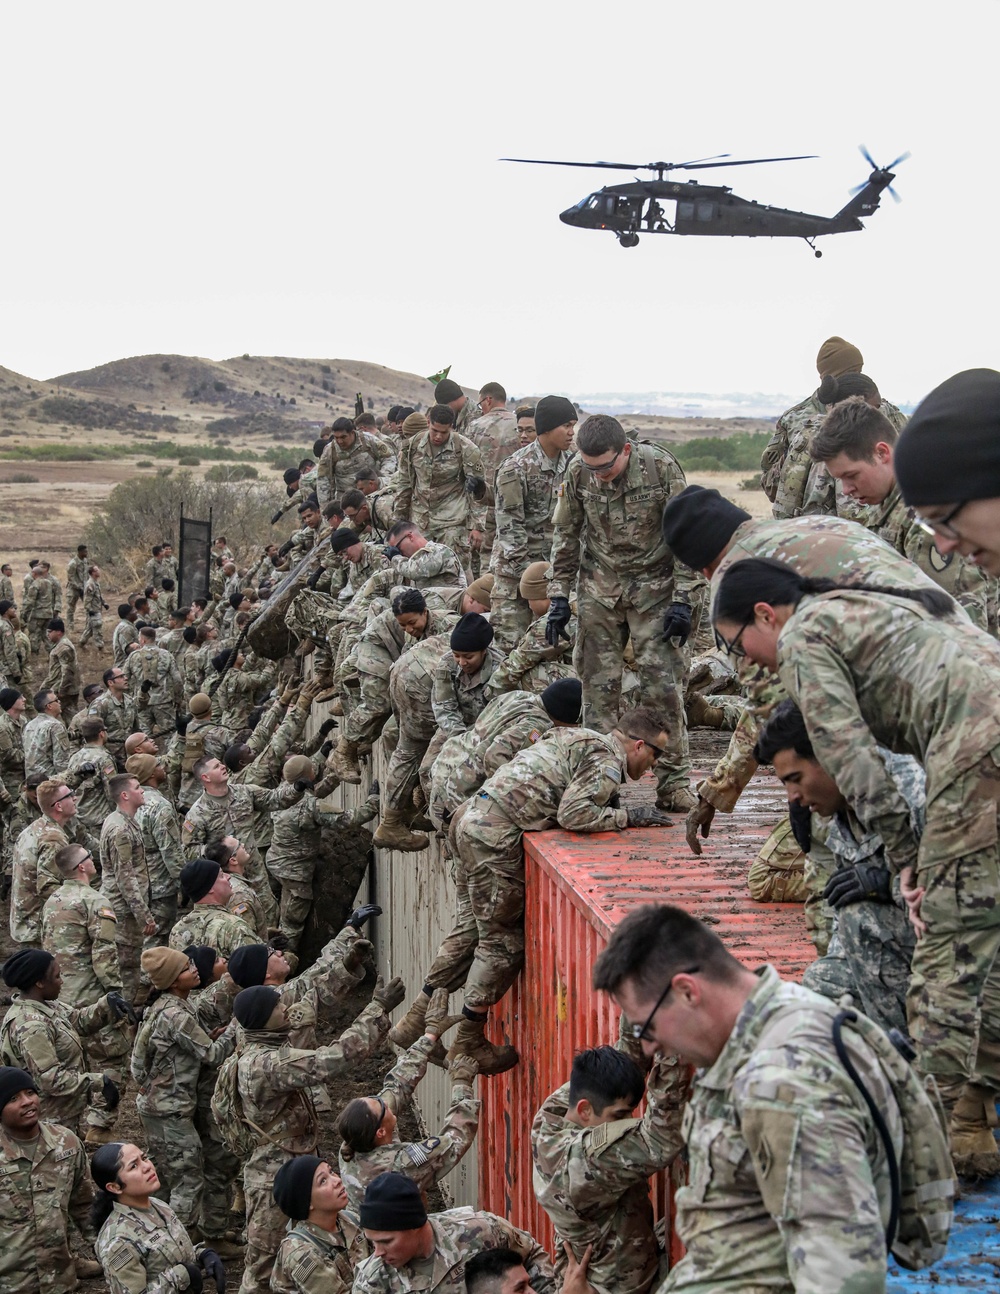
[
  {"left": 803, "top": 846, "right": 838, "bottom": 956},
  {"left": 574, "top": 588, "right": 690, "bottom": 800},
  {"left": 343, "top": 672, "right": 392, "bottom": 747},
  {"left": 66, "top": 587, "right": 84, "bottom": 627},
  {"left": 455, "top": 796, "right": 526, "bottom": 1011},
  {"left": 80, "top": 612, "right": 103, "bottom": 649},
  {"left": 267, "top": 855, "right": 315, "bottom": 950},
  {"left": 241, "top": 1144, "right": 301, "bottom": 1294},
  {"left": 149, "top": 891, "right": 179, "bottom": 947},
  {"left": 196, "top": 1081, "right": 241, "bottom": 1236},
  {"left": 907, "top": 754, "right": 1000, "bottom": 1108},
  {"left": 28, "top": 617, "right": 54, "bottom": 653},
  {"left": 427, "top": 523, "right": 472, "bottom": 582},
  {"left": 746, "top": 818, "right": 808, "bottom": 904},
  {"left": 385, "top": 668, "right": 438, "bottom": 812},
  {"left": 244, "top": 853, "right": 279, "bottom": 928},
  {"left": 140, "top": 700, "right": 177, "bottom": 743},
  {"left": 116, "top": 925, "right": 144, "bottom": 1001},
  {"left": 139, "top": 1111, "right": 204, "bottom": 1230},
  {"left": 424, "top": 836, "right": 479, "bottom": 995},
  {"left": 803, "top": 891, "right": 916, "bottom": 1036},
  {"left": 83, "top": 1019, "right": 132, "bottom": 1131},
  {"left": 489, "top": 573, "right": 533, "bottom": 652}
]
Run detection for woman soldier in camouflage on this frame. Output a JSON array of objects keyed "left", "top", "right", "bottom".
[{"left": 271, "top": 1154, "right": 369, "bottom": 1294}]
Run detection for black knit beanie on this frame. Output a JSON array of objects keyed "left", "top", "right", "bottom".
[
  {"left": 541, "top": 678, "right": 583, "bottom": 723},
  {"left": 895, "top": 369, "right": 1000, "bottom": 506},
  {"left": 661, "top": 485, "right": 751, "bottom": 570},
  {"left": 273, "top": 1154, "right": 323, "bottom": 1219},
  {"left": 534, "top": 395, "right": 577, "bottom": 437},
  {"left": 450, "top": 613, "right": 494, "bottom": 652}
]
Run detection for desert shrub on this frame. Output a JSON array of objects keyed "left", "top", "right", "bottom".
[
  {"left": 177, "top": 455, "right": 201, "bottom": 466},
  {"left": 136, "top": 460, "right": 154, "bottom": 468},
  {"left": 205, "top": 463, "right": 259, "bottom": 482},
  {"left": 1, "top": 472, "right": 40, "bottom": 483},
  {"left": 682, "top": 455, "right": 726, "bottom": 473},
  {"left": 672, "top": 432, "right": 770, "bottom": 472},
  {"left": 741, "top": 476, "right": 763, "bottom": 491}
]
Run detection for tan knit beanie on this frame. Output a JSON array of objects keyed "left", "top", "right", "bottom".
[
  {"left": 141, "top": 946, "right": 190, "bottom": 990},
  {"left": 816, "top": 336, "right": 863, "bottom": 378},
  {"left": 125, "top": 754, "right": 158, "bottom": 785},
  {"left": 519, "top": 561, "right": 552, "bottom": 601},
  {"left": 465, "top": 574, "right": 494, "bottom": 610},
  {"left": 189, "top": 693, "right": 212, "bottom": 717},
  {"left": 401, "top": 412, "right": 429, "bottom": 438}
]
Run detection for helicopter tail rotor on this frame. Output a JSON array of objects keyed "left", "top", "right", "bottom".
[{"left": 850, "top": 146, "right": 909, "bottom": 201}]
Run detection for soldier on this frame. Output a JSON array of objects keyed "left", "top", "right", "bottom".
[
  {"left": 224, "top": 973, "right": 404, "bottom": 1294},
  {"left": 127, "top": 751, "right": 184, "bottom": 938},
  {"left": 548, "top": 414, "right": 699, "bottom": 812},
  {"left": 337, "top": 994, "right": 478, "bottom": 1210},
  {"left": 112, "top": 603, "right": 140, "bottom": 666},
  {"left": 353, "top": 1171, "right": 555, "bottom": 1294},
  {"left": 100, "top": 773, "right": 156, "bottom": 1000},
  {"left": 58, "top": 715, "right": 116, "bottom": 832},
  {"left": 65, "top": 545, "right": 89, "bottom": 629},
  {"left": 0, "top": 948, "right": 129, "bottom": 1137},
  {"left": 0, "top": 1066, "right": 98, "bottom": 1293},
  {"left": 283, "top": 496, "right": 325, "bottom": 568},
  {"left": 24, "top": 689, "right": 72, "bottom": 779},
  {"left": 10, "top": 777, "right": 83, "bottom": 944},
  {"left": 0, "top": 600, "right": 21, "bottom": 686},
  {"left": 41, "top": 619, "right": 81, "bottom": 719},
  {"left": 143, "top": 544, "right": 168, "bottom": 590},
  {"left": 434, "top": 376, "right": 478, "bottom": 438},
  {"left": 203, "top": 835, "right": 269, "bottom": 939},
  {"left": 123, "top": 624, "right": 183, "bottom": 742},
  {"left": 532, "top": 1039, "right": 687, "bottom": 1294},
  {"left": 79, "top": 563, "right": 107, "bottom": 649},
  {"left": 384, "top": 520, "right": 468, "bottom": 590},
  {"left": 168, "top": 857, "right": 257, "bottom": 957},
  {"left": 317, "top": 417, "right": 395, "bottom": 505},
  {"left": 487, "top": 563, "right": 576, "bottom": 696},
  {"left": 271, "top": 1154, "right": 369, "bottom": 1294},
  {"left": 40, "top": 843, "right": 133, "bottom": 1148},
  {"left": 178, "top": 691, "right": 232, "bottom": 811},
  {"left": 0, "top": 685, "right": 26, "bottom": 812},
  {"left": 22, "top": 561, "right": 61, "bottom": 654},
  {"left": 68, "top": 682, "right": 104, "bottom": 746},
  {"left": 342, "top": 483, "right": 397, "bottom": 543},
  {"left": 159, "top": 577, "right": 178, "bottom": 621},
  {"left": 401, "top": 709, "right": 672, "bottom": 1073},
  {"left": 491, "top": 395, "right": 575, "bottom": 648},
  {"left": 593, "top": 903, "right": 952, "bottom": 1294},
  {"left": 267, "top": 756, "right": 379, "bottom": 949},
  {"left": 712, "top": 556, "right": 1000, "bottom": 1149},
  {"left": 516, "top": 404, "right": 537, "bottom": 446},
  {"left": 91, "top": 1141, "right": 227, "bottom": 1293},
  {"left": 156, "top": 605, "right": 189, "bottom": 660},
  {"left": 90, "top": 666, "right": 138, "bottom": 760},
  {"left": 0, "top": 562, "right": 14, "bottom": 605},
  {"left": 465, "top": 382, "right": 520, "bottom": 572},
  {"left": 131, "top": 947, "right": 237, "bottom": 1246},
  {"left": 392, "top": 403, "right": 486, "bottom": 578},
  {"left": 212, "top": 648, "right": 274, "bottom": 733}
]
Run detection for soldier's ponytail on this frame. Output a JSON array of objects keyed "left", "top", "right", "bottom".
[
  {"left": 714, "top": 557, "right": 953, "bottom": 626},
  {"left": 89, "top": 1142, "right": 126, "bottom": 1232},
  {"left": 336, "top": 1096, "right": 382, "bottom": 1159}
]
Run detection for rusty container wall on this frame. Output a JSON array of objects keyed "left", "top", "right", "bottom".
[{"left": 478, "top": 761, "right": 817, "bottom": 1255}]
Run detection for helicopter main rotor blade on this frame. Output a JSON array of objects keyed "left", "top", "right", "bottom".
[
  {"left": 678, "top": 154, "right": 817, "bottom": 170},
  {"left": 887, "top": 184, "right": 903, "bottom": 204},
  {"left": 500, "top": 153, "right": 816, "bottom": 173},
  {"left": 500, "top": 158, "right": 649, "bottom": 171}
]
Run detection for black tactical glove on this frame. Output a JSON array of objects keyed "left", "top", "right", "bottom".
[
  {"left": 293, "top": 778, "right": 314, "bottom": 794},
  {"left": 625, "top": 804, "right": 674, "bottom": 828},
  {"left": 383, "top": 545, "right": 402, "bottom": 560},
  {"left": 318, "top": 718, "right": 337, "bottom": 737},
  {"left": 269, "top": 932, "right": 290, "bottom": 951},
  {"left": 102, "top": 1074, "right": 120, "bottom": 1110},
  {"left": 199, "top": 1248, "right": 226, "bottom": 1294},
  {"left": 102, "top": 601, "right": 110, "bottom": 610},
  {"left": 347, "top": 903, "right": 382, "bottom": 930},
  {"left": 661, "top": 602, "right": 693, "bottom": 645},
  {"left": 320, "top": 740, "right": 334, "bottom": 758},
  {"left": 140, "top": 679, "right": 153, "bottom": 695},
  {"left": 465, "top": 475, "right": 487, "bottom": 499},
  {"left": 107, "top": 991, "right": 139, "bottom": 1025},
  {"left": 788, "top": 801, "right": 812, "bottom": 854},
  {"left": 270, "top": 508, "right": 283, "bottom": 525},
  {"left": 182, "top": 1262, "right": 204, "bottom": 1294},
  {"left": 368, "top": 779, "right": 380, "bottom": 798},
  {"left": 824, "top": 863, "right": 893, "bottom": 909},
  {"left": 77, "top": 762, "right": 98, "bottom": 778},
  {"left": 307, "top": 567, "right": 324, "bottom": 590},
  {"left": 373, "top": 974, "right": 406, "bottom": 1012},
  {"left": 0, "top": 872, "right": 10, "bottom": 902},
  {"left": 545, "top": 596, "right": 572, "bottom": 646}
]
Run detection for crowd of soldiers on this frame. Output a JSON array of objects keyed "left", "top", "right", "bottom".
[{"left": 1, "top": 353, "right": 999, "bottom": 1294}]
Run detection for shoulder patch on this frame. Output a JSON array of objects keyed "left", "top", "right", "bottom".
[
  {"left": 557, "top": 481, "right": 566, "bottom": 497},
  {"left": 604, "top": 765, "right": 623, "bottom": 783},
  {"left": 98, "top": 907, "right": 117, "bottom": 921},
  {"left": 529, "top": 729, "right": 542, "bottom": 743},
  {"left": 292, "top": 1250, "right": 321, "bottom": 1279},
  {"left": 231, "top": 903, "right": 249, "bottom": 916}
]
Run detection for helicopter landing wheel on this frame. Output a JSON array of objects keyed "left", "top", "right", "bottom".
[
  {"left": 814, "top": 249, "right": 823, "bottom": 258},
  {"left": 618, "top": 231, "right": 640, "bottom": 248}
]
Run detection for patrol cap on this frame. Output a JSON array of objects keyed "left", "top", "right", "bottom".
[
  {"left": 0, "top": 1067, "right": 38, "bottom": 1111},
  {"left": 359, "top": 1171, "right": 428, "bottom": 1231},
  {"left": 661, "top": 485, "right": 751, "bottom": 571},
  {"left": 273, "top": 1154, "right": 322, "bottom": 1220},
  {"left": 895, "top": 368, "right": 1000, "bottom": 506}
]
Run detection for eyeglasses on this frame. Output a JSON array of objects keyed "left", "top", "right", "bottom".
[
  {"left": 75, "top": 852, "right": 93, "bottom": 867},
  {"left": 580, "top": 447, "right": 624, "bottom": 474},
  {"left": 51, "top": 790, "right": 77, "bottom": 806},
  {"left": 714, "top": 616, "right": 753, "bottom": 658},
  {"left": 374, "top": 1096, "right": 387, "bottom": 1128},
  {"left": 630, "top": 965, "right": 701, "bottom": 1042},
  {"left": 623, "top": 734, "right": 668, "bottom": 761},
  {"left": 914, "top": 500, "right": 967, "bottom": 540}
]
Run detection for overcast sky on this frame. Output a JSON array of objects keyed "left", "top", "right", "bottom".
[{"left": 3, "top": 2, "right": 997, "bottom": 406}]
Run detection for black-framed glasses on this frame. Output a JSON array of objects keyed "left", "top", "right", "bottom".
[
  {"left": 374, "top": 1096, "right": 387, "bottom": 1128},
  {"left": 914, "top": 500, "right": 967, "bottom": 540},
  {"left": 631, "top": 965, "right": 701, "bottom": 1042},
  {"left": 623, "top": 734, "right": 668, "bottom": 762},
  {"left": 74, "top": 852, "right": 93, "bottom": 867},
  {"left": 714, "top": 616, "right": 753, "bottom": 659},
  {"left": 51, "top": 789, "right": 78, "bottom": 806},
  {"left": 580, "top": 447, "right": 624, "bottom": 474}
]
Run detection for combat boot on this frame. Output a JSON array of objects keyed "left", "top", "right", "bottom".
[
  {"left": 231, "top": 1184, "right": 246, "bottom": 1216},
  {"left": 409, "top": 807, "right": 435, "bottom": 832},
  {"left": 388, "top": 991, "right": 429, "bottom": 1047},
  {"left": 446, "top": 1014, "right": 518, "bottom": 1076},
  {"left": 326, "top": 696, "right": 345, "bottom": 716},
  {"left": 328, "top": 736, "right": 362, "bottom": 784},
  {"left": 658, "top": 786, "right": 697, "bottom": 813},
  {"left": 313, "top": 670, "right": 338, "bottom": 705},
  {"left": 85, "top": 1126, "right": 116, "bottom": 1148},
  {"left": 950, "top": 1082, "right": 1000, "bottom": 1179},
  {"left": 75, "top": 1257, "right": 103, "bottom": 1280},
  {"left": 202, "top": 1236, "right": 246, "bottom": 1260},
  {"left": 372, "top": 809, "right": 429, "bottom": 852},
  {"left": 685, "top": 693, "right": 727, "bottom": 729}
]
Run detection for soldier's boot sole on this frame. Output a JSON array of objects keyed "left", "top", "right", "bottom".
[
  {"left": 326, "top": 696, "right": 345, "bottom": 716},
  {"left": 446, "top": 1019, "right": 519, "bottom": 1076},
  {"left": 684, "top": 694, "right": 727, "bottom": 729},
  {"left": 388, "top": 991, "right": 430, "bottom": 1047},
  {"left": 329, "top": 738, "right": 362, "bottom": 784},
  {"left": 409, "top": 811, "right": 434, "bottom": 832}
]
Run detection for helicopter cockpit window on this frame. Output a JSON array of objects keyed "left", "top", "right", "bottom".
[{"left": 697, "top": 201, "right": 716, "bottom": 222}]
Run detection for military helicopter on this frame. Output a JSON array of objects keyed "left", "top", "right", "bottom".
[{"left": 502, "top": 147, "right": 908, "bottom": 256}]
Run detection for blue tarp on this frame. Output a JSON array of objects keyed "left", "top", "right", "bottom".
[{"left": 888, "top": 1180, "right": 1000, "bottom": 1292}]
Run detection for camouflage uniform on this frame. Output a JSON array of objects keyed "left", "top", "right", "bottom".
[
  {"left": 168, "top": 900, "right": 257, "bottom": 959},
  {"left": 387, "top": 540, "right": 468, "bottom": 591},
  {"left": 317, "top": 431, "right": 395, "bottom": 505},
  {"left": 234, "top": 1000, "right": 391, "bottom": 1294},
  {"left": 0, "top": 1118, "right": 93, "bottom": 1294},
  {"left": 0, "top": 616, "right": 22, "bottom": 685},
  {"left": 775, "top": 585, "right": 1000, "bottom": 1107},
  {"left": 41, "top": 875, "right": 131, "bottom": 1118},
  {"left": 10, "top": 815, "right": 75, "bottom": 944},
  {"left": 131, "top": 993, "right": 235, "bottom": 1231},
  {"left": 549, "top": 441, "right": 698, "bottom": 801},
  {"left": 0, "top": 572, "right": 13, "bottom": 605},
  {"left": 352, "top": 1206, "right": 556, "bottom": 1294},
  {"left": 42, "top": 637, "right": 81, "bottom": 717},
  {"left": 134, "top": 783, "right": 184, "bottom": 937},
  {"left": 231, "top": 700, "right": 311, "bottom": 851},
  {"left": 228, "top": 871, "right": 268, "bottom": 939},
  {"left": 338, "top": 1032, "right": 481, "bottom": 1212},
  {"left": 13, "top": 627, "right": 33, "bottom": 713},
  {"left": 22, "top": 575, "right": 61, "bottom": 653},
  {"left": 267, "top": 787, "right": 379, "bottom": 949},
  {"left": 0, "top": 706, "right": 24, "bottom": 801},
  {"left": 23, "top": 712, "right": 72, "bottom": 780},
  {"left": 112, "top": 618, "right": 139, "bottom": 667},
  {"left": 215, "top": 662, "right": 274, "bottom": 733},
  {"left": 123, "top": 644, "right": 183, "bottom": 739},
  {"left": 392, "top": 429, "right": 486, "bottom": 577},
  {"left": 771, "top": 411, "right": 873, "bottom": 522},
  {"left": 431, "top": 645, "right": 506, "bottom": 738},
  {"left": 80, "top": 576, "right": 105, "bottom": 648},
  {"left": 95, "top": 1197, "right": 201, "bottom": 1294},
  {"left": 271, "top": 1212, "right": 368, "bottom": 1294},
  {"left": 662, "top": 966, "right": 902, "bottom": 1294},
  {"left": 428, "top": 729, "right": 628, "bottom": 1009},
  {"left": 466, "top": 406, "right": 520, "bottom": 567},
  {"left": 381, "top": 635, "right": 453, "bottom": 815},
  {"left": 491, "top": 438, "right": 573, "bottom": 648},
  {"left": 486, "top": 611, "right": 577, "bottom": 697},
  {"left": 89, "top": 691, "right": 138, "bottom": 759},
  {"left": 60, "top": 744, "right": 117, "bottom": 832},
  {"left": 286, "top": 523, "right": 322, "bottom": 569},
  {"left": 177, "top": 715, "right": 231, "bottom": 811},
  {"left": 99, "top": 809, "right": 154, "bottom": 1000},
  {"left": 0, "top": 992, "right": 116, "bottom": 1132},
  {"left": 65, "top": 556, "right": 87, "bottom": 626},
  {"left": 532, "top": 1051, "right": 688, "bottom": 1294}
]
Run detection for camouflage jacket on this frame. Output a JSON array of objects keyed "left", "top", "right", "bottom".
[
  {"left": 778, "top": 589, "right": 1000, "bottom": 871},
  {"left": 99, "top": 810, "right": 153, "bottom": 929},
  {"left": 23, "top": 714, "right": 72, "bottom": 780},
  {"left": 352, "top": 1207, "right": 556, "bottom": 1294},
  {"left": 10, "top": 815, "right": 74, "bottom": 944},
  {"left": 339, "top": 1034, "right": 480, "bottom": 1212},
  {"left": 318, "top": 431, "right": 395, "bottom": 501},
  {"left": 467, "top": 407, "right": 520, "bottom": 489},
  {"left": 492, "top": 439, "right": 574, "bottom": 578},
  {"left": 66, "top": 555, "right": 88, "bottom": 595},
  {"left": 431, "top": 645, "right": 506, "bottom": 736},
  {"left": 181, "top": 781, "right": 300, "bottom": 870},
  {"left": 83, "top": 577, "right": 104, "bottom": 615},
  {"left": 354, "top": 607, "right": 458, "bottom": 691},
  {"left": 168, "top": 901, "right": 257, "bottom": 959},
  {"left": 155, "top": 626, "right": 187, "bottom": 660},
  {"left": 476, "top": 727, "right": 628, "bottom": 834},
  {"left": 231, "top": 703, "right": 310, "bottom": 850},
  {"left": 486, "top": 612, "right": 577, "bottom": 696},
  {"left": 267, "top": 788, "right": 379, "bottom": 879},
  {"left": 392, "top": 430, "right": 486, "bottom": 533},
  {"left": 58, "top": 744, "right": 116, "bottom": 830},
  {"left": 134, "top": 785, "right": 184, "bottom": 898},
  {"left": 227, "top": 871, "right": 268, "bottom": 938},
  {"left": 42, "top": 638, "right": 81, "bottom": 700},
  {"left": 177, "top": 716, "right": 232, "bottom": 809},
  {"left": 95, "top": 1197, "right": 201, "bottom": 1294},
  {"left": 0, "top": 708, "right": 25, "bottom": 802},
  {"left": 132, "top": 992, "right": 235, "bottom": 1117},
  {"left": 22, "top": 576, "right": 61, "bottom": 622},
  {"left": 123, "top": 645, "right": 183, "bottom": 706},
  {"left": 272, "top": 1212, "right": 368, "bottom": 1294},
  {"left": 663, "top": 965, "right": 901, "bottom": 1294},
  {"left": 0, "top": 617, "right": 22, "bottom": 684},
  {"left": 41, "top": 878, "right": 123, "bottom": 1005},
  {"left": 0, "top": 1119, "right": 93, "bottom": 1294},
  {"left": 274, "top": 928, "right": 369, "bottom": 1049},
  {"left": 0, "top": 994, "right": 112, "bottom": 1125},
  {"left": 533, "top": 1052, "right": 688, "bottom": 1294},
  {"left": 0, "top": 573, "right": 13, "bottom": 604},
  {"left": 429, "top": 691, "right": 555, "bottom": 825},
  {"left": 112, "top": 619, "right": 139, "bottom": 667},
  {"left": 89, "top": 691, "right": 138, "bottom": 756},
  {"left": 549, "top": 441, "right": 698, "bottom": 611},
  {"left": 215, "top": 662, "right": 274, "bottom": 733},
  {"left": 388, "top": 540, "right": 468, "bottom": 591}
]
